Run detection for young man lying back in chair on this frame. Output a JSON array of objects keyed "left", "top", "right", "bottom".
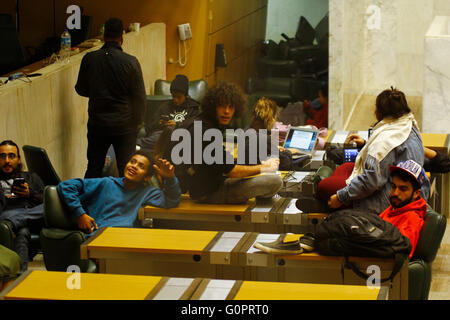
[{"left": 57, "top": 150, "right": 181, "bottom": 235}]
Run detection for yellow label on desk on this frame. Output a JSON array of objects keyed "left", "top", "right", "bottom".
[
  {"left": 87, "top": 227, "right": 218, "bottom": 255},
  {"left": 5, "top": 271, "right": 162, "bottom": 300},
  {"left": 233, "top": 281, "right": 380, "bottom": 300}
]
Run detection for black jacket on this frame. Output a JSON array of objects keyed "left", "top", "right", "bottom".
[
  {"left": 75, "top": 42, "right": 146, "bottom": 135},
  {"left": 171, "top": 113, "right": 235, "bottom": 200},
  {"left": 0, "top": 172, "right": 44, "bottom": 210},
  {"left": 147, "top": 98, "right": 200, "bottom": 134},
  {"left": 0, "top": 188, "right": 5, "bottom": 213}
]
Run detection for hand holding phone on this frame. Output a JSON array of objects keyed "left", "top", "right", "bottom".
[
  {"left": 12, "top": 177, "right": 25, "bottom": 188},
  {"left": 12, "top": 178, "right": 29, "bottom": 198}
]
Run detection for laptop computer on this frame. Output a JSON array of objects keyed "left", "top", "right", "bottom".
[{"left": 283, "top": 127, "right": 319, "bottom": 159}]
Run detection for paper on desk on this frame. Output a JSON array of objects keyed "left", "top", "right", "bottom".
[
  {"left": 251, "top": 207, "right": 271, "bottom": 213},
  {"left": 292, "top": 171, "right": 309, "bottom": 182},
  {"left": 199, "top": 280, "right": 236, "bottom": 300},
  {"left": 153, "top": 277, "right": 194, "bottom": 300},
  {"left": 331, "top": 131, "right": 349, "bottom": 144},
  {"left": 312, "top": 150, "right": 326, "bottom": 160},
  {"left": 166, "top": 277, "right": 195, "bottom": 286},
  {"left": 284, "top": 199, "right": 302, "bottom": 214},
  {"left": 211, "top": 233, "right": 244, "bottom": 252}
]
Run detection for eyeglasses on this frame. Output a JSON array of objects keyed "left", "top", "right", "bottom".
[{"left": 0, "top": 153, "right": 17, "bottom": 160}]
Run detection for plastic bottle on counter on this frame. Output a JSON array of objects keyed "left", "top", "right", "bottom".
[{"left": 60, "top": 29, "right": 71, "bottom": 63}]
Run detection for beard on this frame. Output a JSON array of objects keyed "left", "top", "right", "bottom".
[
  {"left": 0, "top": 164, "right": 22, "bottom": 180},
  {"left": 389, "top": 193, "right": 416, "bottom": 209}
]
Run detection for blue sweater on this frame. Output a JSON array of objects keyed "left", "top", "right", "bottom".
[{"left": 57, "top": 176, "right": 181, "bottom": 235}]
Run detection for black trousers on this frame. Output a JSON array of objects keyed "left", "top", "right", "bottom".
[{"left": 85, "top": 131, "right": 137, "bottom": 178}]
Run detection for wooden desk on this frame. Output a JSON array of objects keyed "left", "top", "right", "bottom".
[
  {"left": 140, "top": 196, "right": 326, "bottom": 234},
  {"left": 0, "top": 270, "right": 387, "bottom": 300},
  {"left": 80, "top": 227, "right": 233, "bottom": 279},
  {"left": 0, "top": 270, "right": 203, "bottom": 300},
  {"left": 191, "top": 279, "right": 388, "bottom": 300},
  {"left": 81, "top": 228, "right": 404, "bottom": 299},
  {"left": 241, "top": 233, "right": 408, "bottom": 300}
]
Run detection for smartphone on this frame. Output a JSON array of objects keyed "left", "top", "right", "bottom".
[
  {"left": 12, "top": 177, "right": 25, "bottom": 188},
  {"left": 344, "top": 149, "right": 359, "bottom": 162}
]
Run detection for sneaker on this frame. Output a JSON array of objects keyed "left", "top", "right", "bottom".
[
  {"left": 253, "top": 239, "right": 303, "bottom": 255},
  {"left": 295, "top": 196, "right": 329, "bottom": 213},
  {"left": 299, "top": 233, "right": 315, "bottom": 252}
]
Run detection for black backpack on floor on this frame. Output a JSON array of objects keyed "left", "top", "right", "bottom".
[{"left": 315, "top": 209, "right": 412, "bottom": 283}]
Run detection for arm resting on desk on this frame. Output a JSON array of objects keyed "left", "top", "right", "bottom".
[{"left": 143, "top": 177, "right": 181, "bottom": 209}]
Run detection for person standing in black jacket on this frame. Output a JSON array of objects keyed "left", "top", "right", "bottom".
[
  {"left": 0, "top": 140, "right": 44, "bottom": 273},
  {"left": 75, "top": 17, "right": 146, "bottom": 178},
  {"left": 137, "top": 74, "right": 200, "bottom": 152}
]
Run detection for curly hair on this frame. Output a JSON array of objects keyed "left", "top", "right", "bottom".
[
  {"left": 201, "top": 82, "right": 247, "bottom": 122},
  {"left": 376, "top": 87, "right": 411, "bottom": 120},
  {"left": 250, "top": 97, "right": 280, "bottom": 130}
]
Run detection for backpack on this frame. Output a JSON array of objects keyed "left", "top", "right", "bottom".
[{"left": 315, "top": 209, "right": 412, "bottom": 283}]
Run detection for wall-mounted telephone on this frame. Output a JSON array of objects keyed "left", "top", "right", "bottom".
[
  {"left": 175, "top": 23, "right": 192, "bottom": 67},
  {"left": 178, "top": 23, "right": 192, "bottom": 40}
]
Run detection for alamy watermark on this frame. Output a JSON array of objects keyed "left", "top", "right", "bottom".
[
  {"left": 366, "top": 264, "right": 381, "bottom": 289},
  {"left": 66, "top": 5, "right": 81, "bottom": 30},
  {"left": 66, "top": 265, "right": 81, "bottom": 290},
  {"left": 170, "top": 121, "right": 279, "bottom": 166}
]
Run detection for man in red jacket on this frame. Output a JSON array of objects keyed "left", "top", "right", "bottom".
[{"left": 380, "top": 160, "right": 428, "bottom": 259}]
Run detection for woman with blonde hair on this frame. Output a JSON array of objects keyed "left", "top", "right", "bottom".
[{"left": 245, "top": 97, "right": 302, "bottom": 170}]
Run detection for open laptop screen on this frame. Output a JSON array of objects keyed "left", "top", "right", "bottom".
[{"left": 283, "top": 127, "right": 318, "bottom": 154}]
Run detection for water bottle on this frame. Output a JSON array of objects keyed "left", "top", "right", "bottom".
[{"left": 60, "top": 29, "right": 71, "bottom": 63}]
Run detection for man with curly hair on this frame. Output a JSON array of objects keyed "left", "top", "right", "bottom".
[{"left": 173, "top": 82, "right": 282, "bottom": 204}]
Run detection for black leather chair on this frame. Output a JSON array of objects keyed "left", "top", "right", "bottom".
[
  {"left": 0, "top": 14, "right": 27, "bottom": 75},
  {"left": 246, "top": 77, "right": 296, "bottom": 107},
  {"left": 153, "top": 78, "right": 208, "bottom": 103},
  {"left": 39, "top": 186, "right": 97, "bottom": 273},
  {"left": 409, "top": 206, "right": 447, "bottom": 300},
  {"left": 0, "top": 145, "right": 58, "bottom": 259},
  {"left": 258, "top": 14, "right": 329, "bottom": 80},
  {"left": 22, "top": 145, "right": 61, "bottom": 187}
]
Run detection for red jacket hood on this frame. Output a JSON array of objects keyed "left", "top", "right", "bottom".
[{"left": 382, "top": 196, "right": 427, "bottom": 219}]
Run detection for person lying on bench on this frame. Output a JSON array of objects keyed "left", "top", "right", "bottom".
[{"left": 57, "top": 150, "right": 181, "bottom": 235}]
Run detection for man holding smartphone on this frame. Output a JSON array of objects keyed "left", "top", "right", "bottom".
[
  {"left": 137, "top": 74, "right": 200, "bottom": 152},
  {"left": 0, "top": 140, "right": 44, "bottom": 273}
]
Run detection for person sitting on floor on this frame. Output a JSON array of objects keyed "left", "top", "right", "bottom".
[
  {"left": 244, "top": 97, "right": 306, "bottom": 171},
  {"left": 0, "top": 140, "right": 45, "bottom": 274},
  {"left": 171, "top": 82, "right": 283, "bottom": 204},
  {"left": 137, "top": 74, "right": 200, "bottom": 153},
  {"left": 57, "top": 150, "right": 181, "bottom": 235},
  {"left": 300, "top": 87, "right": 430, "bottom": 214}
]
